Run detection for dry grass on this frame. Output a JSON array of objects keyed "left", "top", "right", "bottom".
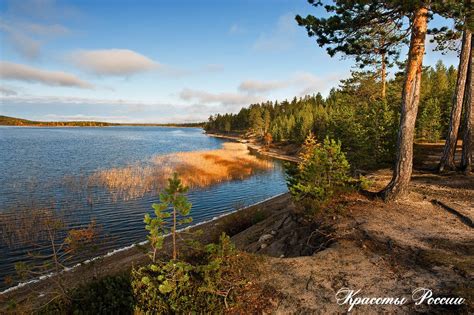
[{"left": 90, "top": 143, "right": 273, "bottom": 200}]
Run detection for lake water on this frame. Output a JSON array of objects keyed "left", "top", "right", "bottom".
[{"left": 0, "top": 126, "right": 288, "bottom": 289}]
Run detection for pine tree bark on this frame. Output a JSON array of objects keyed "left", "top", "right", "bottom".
[
  {"left": 379, "top": 6, "right": 428, "bottom": 201},
  {"left": 438, "top": 30, "right": 472, "bottom": 172},
  {"left": 381, "top": 52, "right": 387, "bottom": 99},
  {"left": 461, "top": 37, "right": 473, "bottom": 173}
]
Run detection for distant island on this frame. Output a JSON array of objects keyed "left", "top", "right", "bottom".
[{"left": 0, "top": 115, "right": 205, "bottom": 128}]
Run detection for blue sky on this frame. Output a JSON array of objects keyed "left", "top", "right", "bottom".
[{"left": 0, "top": 0, "right": 460, "bottom": 123}]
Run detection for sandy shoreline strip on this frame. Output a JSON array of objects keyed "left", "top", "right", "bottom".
[{"left": 205, "top": 132, "right": 300, "bottom": 163}]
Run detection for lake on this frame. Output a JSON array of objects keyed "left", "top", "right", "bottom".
[{"left": 0, "top": 126, "right": 287, "bottom": 289}]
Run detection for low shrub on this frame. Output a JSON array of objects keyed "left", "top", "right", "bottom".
[
  {"left": 132, "top": 174, "right": 246, "bottom": 313},
  {"left": 36, "top": 273, "right": 134, "bottom": 315},
  {"left": 132, "top": 233, "right": 240, "bottom": 314},
  {"left": 287, "top": 133, "right": 367, "bottom": 212}
]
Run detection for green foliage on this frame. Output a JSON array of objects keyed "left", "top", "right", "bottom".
[
  {"left": 133, "top": 174, "right": 244, "bottom": 313},
  {"left": 295, "top": 0, "right": 407, "bottom": 71},
  {"left": 132, "top": 261, "right": 195, "bottom": 313},
  {"left": 418, "top": 61, "right": 455, "bottom": 140},
  {"left": 205, "top": 61, "right": 456, "bottom": 168},
  {"left": 198, "top": 233, "right": 237, "bottom": 300},
  {"left": 287, "top": 135, "right": 352, "bottom": 211},
  {"left": 36, "top": 273, "right": 134, "bottom": 315},
  {"left": 418, "top": 98, "right": 443, "bottom": 142},
  {"left": 132, "top": 234, "right": 240, "bottom": 314},
  {"left": 145, "top": 172, "right": 192, "bottom": 262}
]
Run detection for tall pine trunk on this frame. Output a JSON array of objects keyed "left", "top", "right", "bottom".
[
  {"left": 438, "top": 30, "right": 472, "bottom": 172},
  {"left": 461, "top": 37, "right": 473, "bottom": 173},
  {"left": 381, "top": 52, "right": 387, "bottom": 99},
  {"left": 379, "top": 6, "right": 428, "bottom": 201}
]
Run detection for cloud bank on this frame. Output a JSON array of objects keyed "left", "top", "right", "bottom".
[
  {"left": 179, "top": 88, "right": 265, "bottom": 106},
  {"left": 239, "top": 72, "right": 346, "bottom": 96},
  {"left": 69, "top": 49, "right": 159, "bottom": 76},
  {"left": 0, "top": 86, "right": 18, "bottom": 96},
  {"left": 238, "top": 79, "right": 288, "bottom": 93},
  {"left": 0, "top": 21, "right": 41, "bottom": 59},
  {"left": 0, "top": 61, "right": 93, "bottom": 89},
  {"left": 0, "top": 19, "right": 71, "bottom": 60}
]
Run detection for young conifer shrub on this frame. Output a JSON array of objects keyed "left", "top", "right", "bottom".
[
  {"left": 287, "top": 133, "right": 353, "bottom": 211},
  {"left": 144, "top": 172, "right": 192, "bottom": 263},
  {"left": 132, "top": 173, "right": 243, "bottom": 313}
]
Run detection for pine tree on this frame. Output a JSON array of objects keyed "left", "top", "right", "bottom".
[{"left": 296, "top": 1, "right": 407, "bottom": 99}]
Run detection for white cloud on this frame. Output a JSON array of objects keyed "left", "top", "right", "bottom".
[
  {"left": 239, "top": 72, "right": 348, "bottom": 96},
  {"left": 7, "top": 32, "right": 41, "bottom": 60},
  {"left": 69, "top": 49, "right": 159, "bottom": 76},
  {"left": 179, "top": 88, "right": 265, "bottom": 106},
  {"left": 0, "top": 95, "right": 218, "bottom": 123},
  {"left": 43, "top": 114, "right": 129, "bottom": 122},
  {"left": 0, "top": 21, "right": 41, "bottom": 59},
  {"left": 253, "top": 13, "right": 297, "bottom": 52},
  {"left": 0, "top": 61, "right": 94, "bottom": 89},
  {"left": 0, "top": 86, "right": 18, "bottom": 96},
  {"left": 238, "top": 79, "right": 288, "bottom": 93},
  {"left": 0, "top": 19, "right": 70, "bottom": 59}
]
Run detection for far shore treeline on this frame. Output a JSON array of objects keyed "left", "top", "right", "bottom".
[{"left": 0, "top": 115, "right": 205, "bottom": 128}]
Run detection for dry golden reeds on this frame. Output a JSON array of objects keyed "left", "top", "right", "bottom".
[{"left": 90, "top": 142, "right": 272, "bottom": 200}]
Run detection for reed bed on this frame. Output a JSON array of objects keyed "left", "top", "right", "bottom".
[{"left": 90, "top": 143, "right": 272, "bottom": 200}]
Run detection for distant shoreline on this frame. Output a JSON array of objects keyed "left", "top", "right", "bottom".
[
  {"left": 0, "top": 115, "right": 205, "bottom": 128},
  {"left": 0, "top": 124, "right": 203, "bottom": 128}
]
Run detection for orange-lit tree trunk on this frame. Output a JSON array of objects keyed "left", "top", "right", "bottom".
[
  {"left": 439, "top": 30, "right": 472, "bottom": 172},
  {"left": 381, "top": 52, "right": 387, "bottom": 99},
  {"left": 461, "top": 37, "right": 473, "bottom": 173},
  {"left": 379, "top": 6, "right": 428, "bottom": 201}
]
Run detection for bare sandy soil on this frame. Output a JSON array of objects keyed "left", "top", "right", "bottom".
[{"left": 230, "top": 143, "right": 473, "bottom": 314}]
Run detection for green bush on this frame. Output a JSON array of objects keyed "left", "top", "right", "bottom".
[
  {"left": 132, "top": 260, "right": 195, "bottom": 313},
  {"left": 132, "top": 233, "right": 239, "bottom": 314},
  {"left": 287, "top": 134, "right": 352, "bottom": 211},
  {"left": 36, "top": 273, "right": 134, "bottom": 315},
  {"left": 132, "top": 174, "right": 244, "bottom": 313}
]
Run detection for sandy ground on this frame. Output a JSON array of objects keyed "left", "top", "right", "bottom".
[
  {"left": 229, "top": 143, "right": 473, "bottom": 314},
  {"left": 232, "top": 174, "right": 473, "bottom": 314},
  {"left": 206, "top": 133, "right": 301, "bottom": 163}
]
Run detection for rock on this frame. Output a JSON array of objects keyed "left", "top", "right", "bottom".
[
  {"left": 258, "top": 234, "right": 274, "bottom": 243},
  {"left": 261, "top": 243, "right": 267, "bottom": 249}
]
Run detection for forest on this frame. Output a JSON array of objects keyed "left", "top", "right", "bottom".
[{"left": 205, "top": 61, "right": 458, "bottom": 170}]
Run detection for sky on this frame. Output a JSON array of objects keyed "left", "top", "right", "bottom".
[{"left": 0, "top": 0, "right": 460, "bottom": 123}]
